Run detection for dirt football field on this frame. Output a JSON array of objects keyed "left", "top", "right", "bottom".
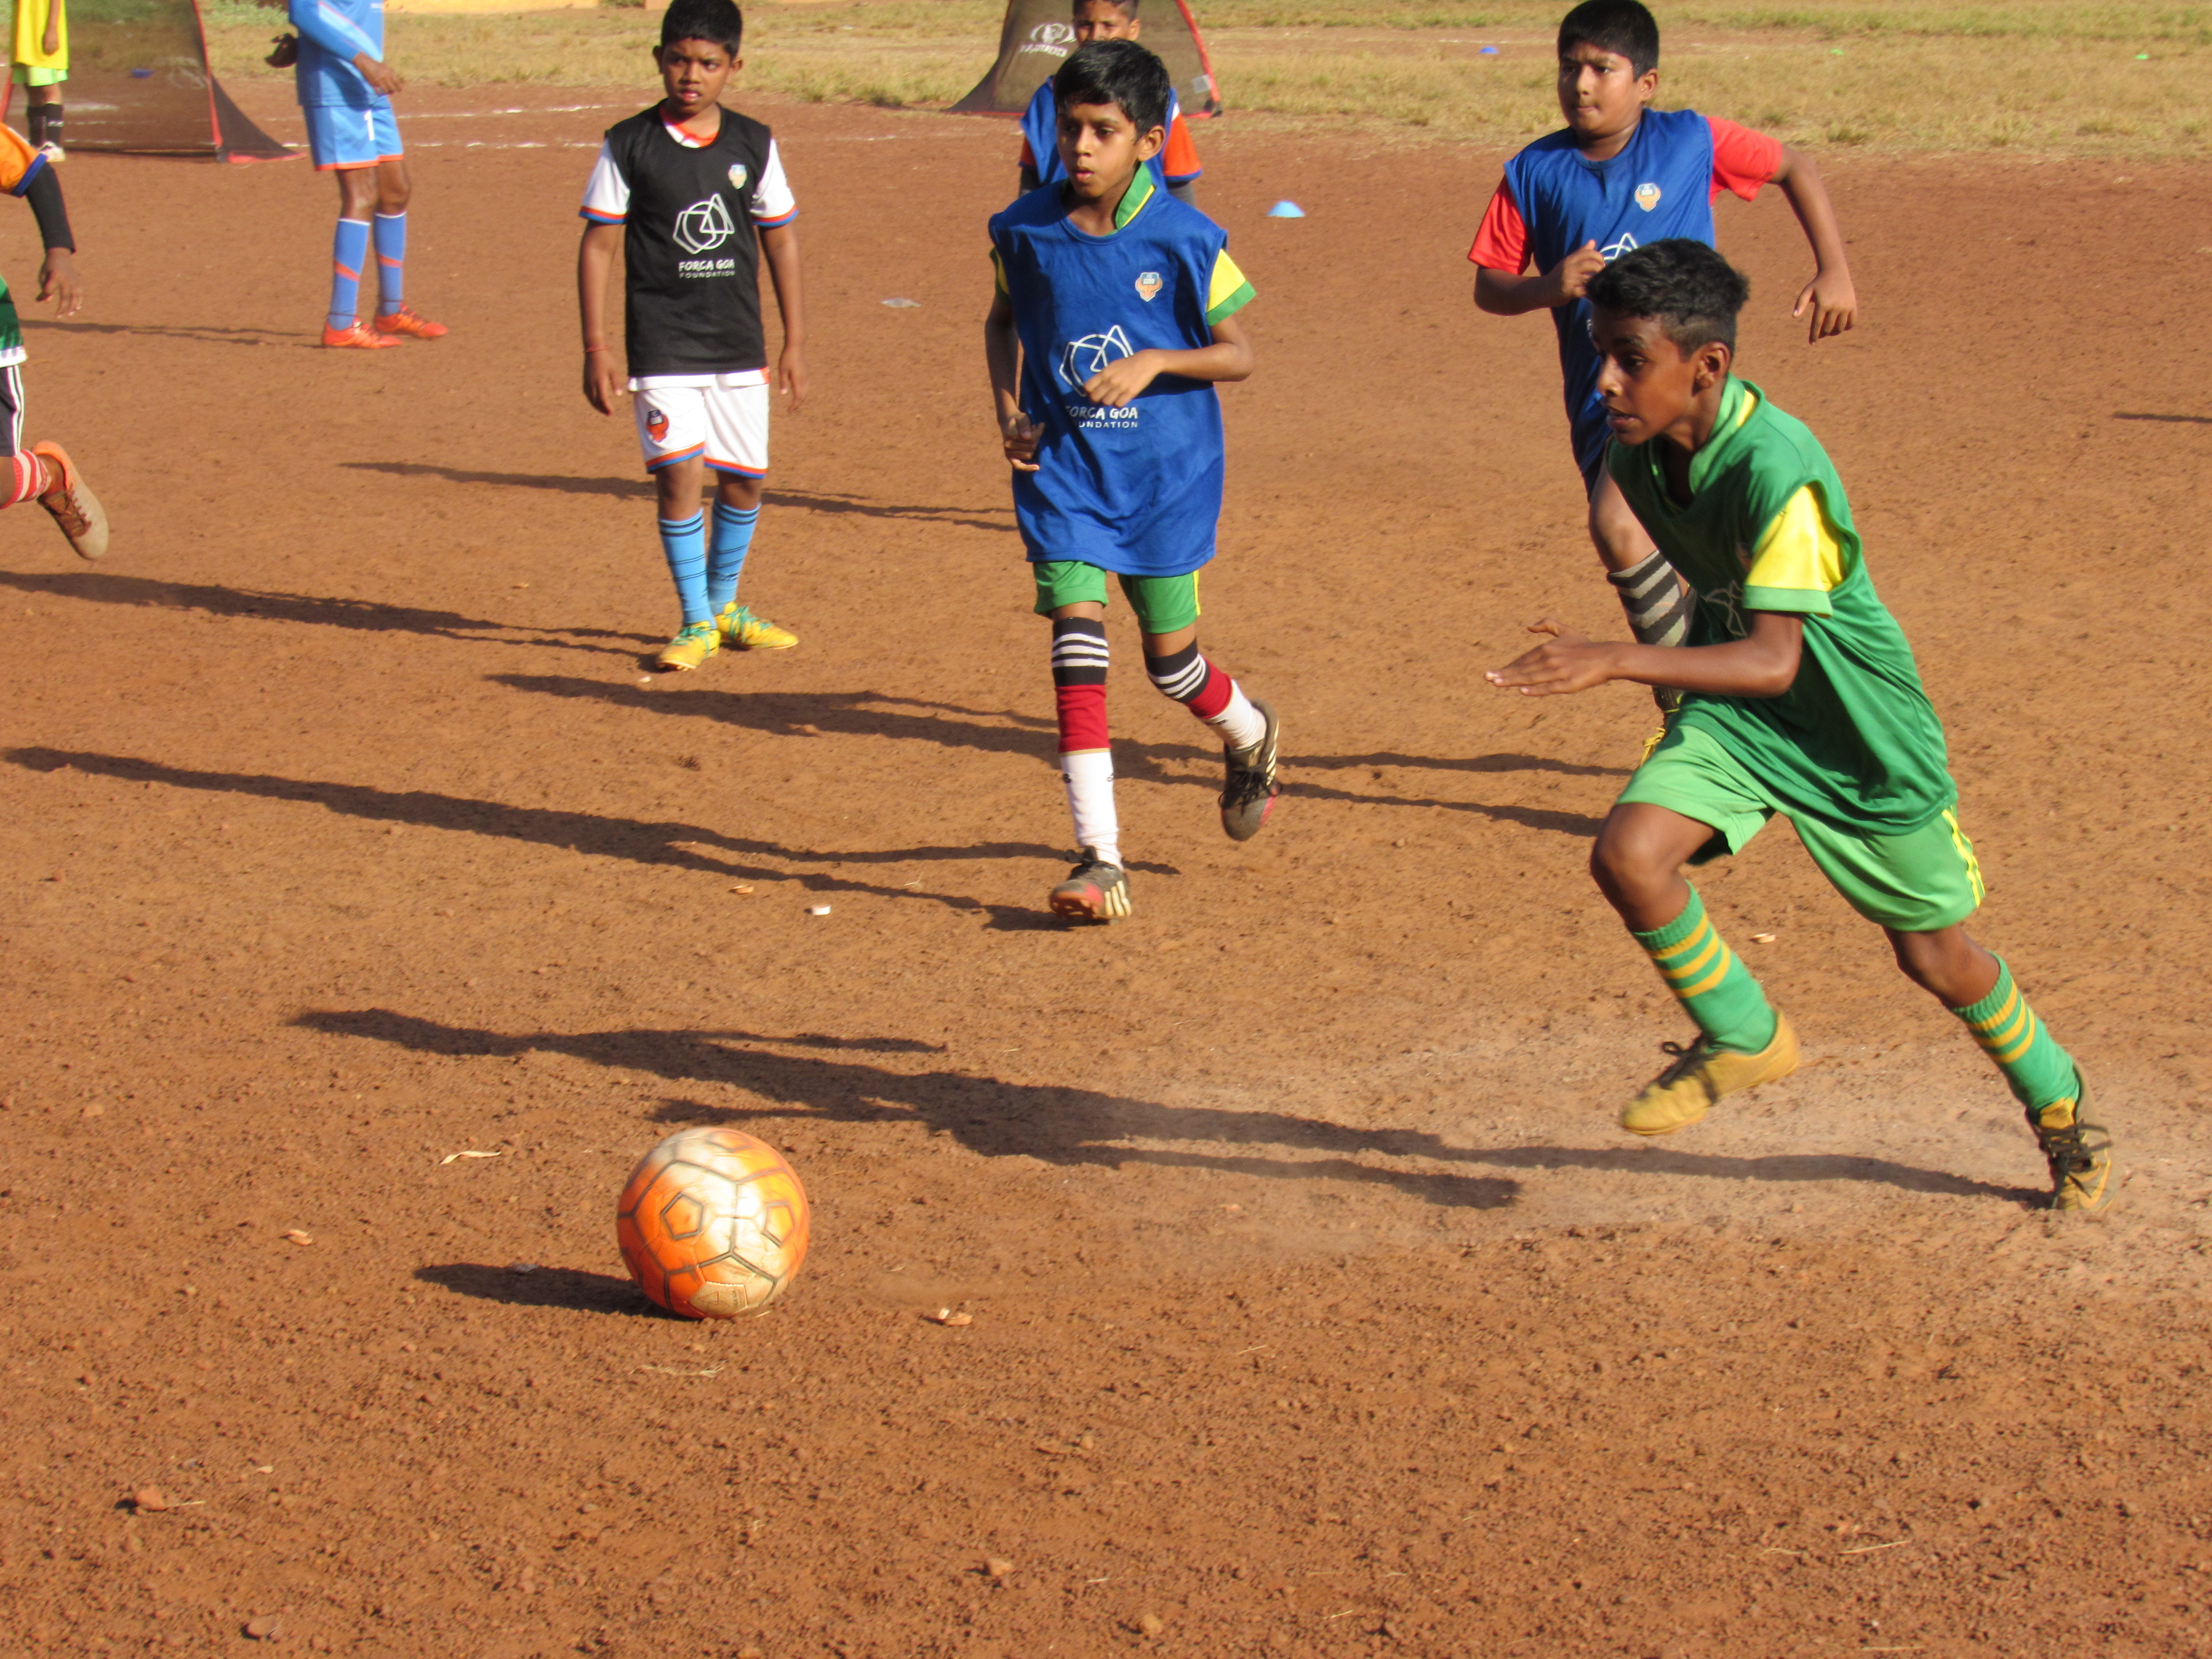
[{"left": 4, "top": 83, "right": 2212, "bottom": 1659}]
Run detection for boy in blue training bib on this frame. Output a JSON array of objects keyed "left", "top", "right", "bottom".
[
  {"left": 1469, "top": 0, "right": 1855, "bottom": 713},
  {"left": 985, "top": 38, "right": 1277, "bottom": 926}
]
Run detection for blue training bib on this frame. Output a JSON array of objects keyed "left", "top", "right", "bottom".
[
  {"left": 1502, "top": 108, "right": 1719, "bottom": 475},
  {"left": 989, "top": 179, "right": 1228, "bottom": 577}
]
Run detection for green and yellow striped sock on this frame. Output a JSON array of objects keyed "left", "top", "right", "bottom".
[
  {"left": 1631, "top": 887, "right": 1779, "bottom": 1055},
  {"left": 1950, "top": 958, "right": 2079, "bottom": 1119}
]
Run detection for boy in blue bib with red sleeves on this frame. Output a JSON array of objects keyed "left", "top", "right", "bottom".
[
  {"left": 985, "top": 38, "right": 1277, "bottom": 925},
  {"left": 1470, "top": 0, "right": 1856, "bottom": 691}
]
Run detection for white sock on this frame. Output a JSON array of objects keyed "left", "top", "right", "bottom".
[
  {"left": 1204, "top": 683, "right": 1267, "bottom": 752},
  {"left": 1060, "top": 749, "right": 1119, "bottom": 867}
]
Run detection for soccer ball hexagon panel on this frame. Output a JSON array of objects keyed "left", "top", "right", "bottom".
[{"left": 614, "top": 1127, "right": 811, "bottom": 1319}]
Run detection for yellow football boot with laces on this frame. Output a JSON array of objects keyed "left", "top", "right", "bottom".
[
  {"left": 1621, "top": 1012, "right": 1800, "bottom": 1136},
  {"left": 654, "top": 620, "right": 720, "bottom": 672},
  {"left": 718, "top": 602, "right": 797, "bottom": 651},
  {"left": 2033, "top": 1081, "right": 2114, "bottom": 1214}
]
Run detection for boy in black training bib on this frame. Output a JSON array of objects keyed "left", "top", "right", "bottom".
[{"left": 577, "top": 0, "right": 807, "bottom": 672}]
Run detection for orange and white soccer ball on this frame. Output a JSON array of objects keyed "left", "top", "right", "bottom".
[{"left": 615, "top": 1127, "right": 810, "bottom": 1318}]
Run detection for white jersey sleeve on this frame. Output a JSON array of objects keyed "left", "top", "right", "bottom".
[
  {"left": 579, "top": 141, "right": 629, "bottom": 225},
  {"left": 749, "top": 139, "right": 797, "bottom": 228}
]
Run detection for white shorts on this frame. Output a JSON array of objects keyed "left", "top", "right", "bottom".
[{"left": 632, "top": 373, "right": 769, "bottom": 478}]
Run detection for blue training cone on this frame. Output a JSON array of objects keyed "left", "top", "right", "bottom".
[{"left": 1266, "top": 201, "right": 1305, "bottom": 219}]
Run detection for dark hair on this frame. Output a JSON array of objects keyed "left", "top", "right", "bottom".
[
  {"left": 1557, "top": 0, "right": 1659, "bottom": 78},
  {"left": 1586, "top": 240, "right": 1750, "bottom": 353},
  {"left": 661, "top": 0, "right": 742, "bottom": 55},
  {"left": 1074, "top": 0, "right": 1140, "bottom": 15},
  {"left": 1054, "top": 38, "right": 1170, "bottom": 135}
]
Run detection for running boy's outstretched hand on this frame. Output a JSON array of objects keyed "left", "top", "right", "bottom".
[
  {"left": 36, "top": 248, "right": 81, "bottom": 319},
  {"left": 1487, "top": 619, "right": 1617, "bottom": 697}
]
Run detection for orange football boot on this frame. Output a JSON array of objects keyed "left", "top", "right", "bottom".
[
  {"left": 373, "top": 305, "right": 448, "bottom": 339},
  {"left": 323, "top": 321, "right": 399, "bottom": 350}
]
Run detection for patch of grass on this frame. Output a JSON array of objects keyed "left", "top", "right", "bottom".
[{"left": 199, "top": 0, "right": 2212, "bottom": 156}]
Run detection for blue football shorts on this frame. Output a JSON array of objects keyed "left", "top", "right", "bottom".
[{"left": 305, "top": 100, "right": 401, "bottom": 171}]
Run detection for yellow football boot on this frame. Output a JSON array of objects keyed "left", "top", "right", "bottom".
[
  {"left": 2034, "top": 1081, "right": 2114, "bottom": 1214},
  {"left": 1621, "top": 1012, "right": 1799, "bottom": 1137},
  {"left": 654, "top": 620, "right": 721, "bottom": 673},
  {"left": 718, "top": 602, "right": 797, "bottom": 651}
]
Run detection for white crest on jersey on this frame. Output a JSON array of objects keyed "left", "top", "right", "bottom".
[
  {"left": 674, "top": 194, "right": 737, "bottom": 255},
  {"left": 1635, "top": 181, "right": 1662, "bottom": 211},
  {"left": 1056, "top": 325, "right": 1134, "bottom": 390}
]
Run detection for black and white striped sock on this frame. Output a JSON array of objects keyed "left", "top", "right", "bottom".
[{"left": 1608, "top": 549, "right": 1695, "bottom": 649}]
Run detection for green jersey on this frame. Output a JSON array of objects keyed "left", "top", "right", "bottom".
[
  {"left": 0, "top": 272, "right": 20, "bottom": 366},
  {"left": 1607, "top": 377, "right": 1954, "bottom": 836}
]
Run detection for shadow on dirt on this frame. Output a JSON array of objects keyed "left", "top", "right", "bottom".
[
  {"left": 0, "top": 568, "right": 656, "bottom": 654},
  {"left": 3, "top": 747, "right": 1142, "bottom": 915},
  {"left": 341, "top": 462, "right": 1019, "bottom": 531},
  {"left": 415, "top": 1261, "right": 658, "bottom": 1317},
  {"left": 488, "top": 676, "right": 1611, "bottom": 837},
  {"left": 2113, "top": 411, "right": 2212, "bottom": 425},
  {"left": 299, "top": 1010, "right": 2040, "bottom": 1209}
]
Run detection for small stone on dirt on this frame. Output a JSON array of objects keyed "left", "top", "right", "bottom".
[
  {"left": 281, "top": 1229, "right": 312, "bottom": 1246},
  {"left": 1137, "top": 1611, "right": 1166, "bottom": 1635},
  {"left": 243, "top": 1615, "right": 283, "bottom": 1639},
  {"left": 924, "top": 1308, "right": 972, "bottom": 1327},
  {"left": 132, "top": 1487, "right": 170, "bottom": 1512},
  {"left": 985, "top": 1556, "right": 1014, "bottom": 1578}
]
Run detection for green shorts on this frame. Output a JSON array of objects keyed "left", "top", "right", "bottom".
[
  {"left": 12, "top": 67, "right": 66, "bottom": 87},
  {"left": 1031, "top": 560, "right": 1201, "bottom": 635},
  {"left": 1618, "top": 721, "right": 1984, "bottom": 933}
]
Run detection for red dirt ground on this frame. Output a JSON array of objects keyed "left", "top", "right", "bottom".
[{"left": 3, "top": 83, "right": 2212, "bottom": 1659}]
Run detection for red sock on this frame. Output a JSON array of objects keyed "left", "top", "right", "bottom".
[
  {"left": 1056, "top": 682, "right": 1108, "bottom": 752},
  {"left": 5, "top": 450, "right": 51, "bottom": 507}
]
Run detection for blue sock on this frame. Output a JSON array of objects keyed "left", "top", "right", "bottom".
[
  {"left": 328, "top": 217, "right": 370, "bottom": 332},
  {"left": 708, "top": 502, "right": 759, "bottom": 613},
  {"left": 659, "top": 511, "right": 710, "bottom": 625},
  {"left": 372, "top": 211, "right": 406, "bottom": 315}
]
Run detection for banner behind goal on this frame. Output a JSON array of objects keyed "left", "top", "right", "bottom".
[
  {"left": 950, "top": 0, "right": 1220, "bottom": 120},
  {"left": 2, "top": 0, "right": 291, "bottom": 161}
]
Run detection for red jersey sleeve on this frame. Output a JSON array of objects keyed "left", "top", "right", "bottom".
[
  {"left": 1160, "top": 113, "right": 1202, "bottom": 185},
  {"left": 1019, "top": 134, "right": 1035, "bottom": 170},
  {"left": 1708, "top": 117, "right": 1782, "bottom": 202},
  {"left": 1467, "top": 179, "right": 1528, "bottom": 272}
]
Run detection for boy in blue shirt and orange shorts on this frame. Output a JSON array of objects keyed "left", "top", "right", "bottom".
[
  {"left": 985, "top": 39, "right": 1276, "bottom": 924},
  {"left": 285, "top": 0, "right": 446, "bottom": 348},
  {"left": 1471, "top": 0, "right": 1854, "bottom": 685}
]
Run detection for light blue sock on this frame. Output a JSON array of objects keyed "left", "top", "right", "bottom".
[
  {"left": 372, "top": 211, "right": 406, "bottom": 315},
  {"left": 708, "top": 502, "right": 759, "bottom": 613},
  {"left": 658, "top": 511, "right": 709, "bottom": 625},
  {"left": 328, "top": 217, "right": 370, "bottom": 332}
]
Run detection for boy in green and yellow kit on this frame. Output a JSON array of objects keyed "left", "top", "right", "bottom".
[{"left": 1489, "top": 240, "right": 2112, "bottom": 1214}]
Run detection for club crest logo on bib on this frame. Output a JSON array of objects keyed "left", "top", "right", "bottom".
[
  {"left": 644, "top": 406, "right": 670, "bottom": 444},
  {"left": 727, "top": 163, "right": 748, "bottom": 192},
  {"left": 1635, "top": 181, "right": 1662, "bottom": 211},
  {"left": 1134, "top": 270, "right": 1163, "bottom": 301}
]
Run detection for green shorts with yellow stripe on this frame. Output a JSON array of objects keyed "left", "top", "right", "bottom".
[
  {"left": 1618, "top": 721, "right": 1984, "bottom": 933},
  {"left": 1031, "top": 561, "right": 1201, "bottom": 635}
]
